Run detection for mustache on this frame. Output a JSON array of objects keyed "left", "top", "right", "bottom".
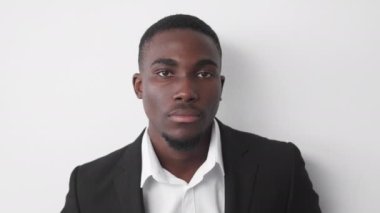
[{"left": 168, "top": 104, "right": 202, "bottom": 116}]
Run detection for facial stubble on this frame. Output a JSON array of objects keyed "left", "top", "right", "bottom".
[{"left": 161, "top": 132, "right": 203, "bottom": 151}]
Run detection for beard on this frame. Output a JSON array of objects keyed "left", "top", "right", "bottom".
[{"left": 161, "top": 132, "right": 203, "bottom": 151}]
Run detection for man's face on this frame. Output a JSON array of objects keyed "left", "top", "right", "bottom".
[{"left": 134, "top": 29, "right": 224, "bottom": 146}]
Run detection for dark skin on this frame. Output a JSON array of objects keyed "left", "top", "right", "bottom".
[{"left": 133, "top": 29, "right": 224, "bottom": 182}]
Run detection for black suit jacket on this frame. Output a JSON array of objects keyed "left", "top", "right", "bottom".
[{"left": 61, "top": 121, "right": 321, "bottom": 213}]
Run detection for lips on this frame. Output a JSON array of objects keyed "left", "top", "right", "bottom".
[{"left": 168, "top": 108, "right": 201, "bottom": 123}]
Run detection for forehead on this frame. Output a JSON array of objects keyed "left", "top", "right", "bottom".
[{"left": 141, "top": 29, "right": 221, "bottom": 68}]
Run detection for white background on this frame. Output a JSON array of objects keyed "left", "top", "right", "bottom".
[{"left": 1, "top": 0, "right": 379, "bottom": 212}]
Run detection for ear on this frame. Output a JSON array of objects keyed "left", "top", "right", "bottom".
[
  {"left": 220, "top": 75, "right": 225, "bottom": 89},
  {"left": 132, "top": 73, "right": 143, "bottom": 99},
  {"left": 220, "top": 75, "right": 225, "bottom": 101}
]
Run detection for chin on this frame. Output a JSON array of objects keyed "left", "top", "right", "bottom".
[{"left": 161, "top": 132, "right": 202, "bottom": 151}]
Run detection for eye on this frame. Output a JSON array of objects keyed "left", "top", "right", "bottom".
[
  {"left": 156, "top": 70, "right": 174, "bottom": 78},
  {"left": 197, "top": 71, "right": 214, "bottom": 78}
]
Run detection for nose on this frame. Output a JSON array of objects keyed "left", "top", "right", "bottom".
[{"left": 173, "top": 77, "right": 199, "bottom": 103}]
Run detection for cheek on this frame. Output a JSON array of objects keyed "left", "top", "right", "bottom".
[
  {"left": 142, "top": 84, "right": 168, "bottom": 117},
  {"left": 207, "top": 81, "right": 223, "bottom": 97},
  {"left": 202, "top": 84, "right": 222, "bottom": 110}
]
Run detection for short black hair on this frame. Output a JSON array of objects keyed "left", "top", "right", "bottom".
[{"left": 138, "top": 14, "right": 222, "bottom": 67}]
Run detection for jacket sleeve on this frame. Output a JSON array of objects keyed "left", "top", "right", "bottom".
[
  {"left": 61, "top": 166, "right": 80, "bottom": 213},
  {"left": 287, "top": 143, "right": 322, "bottom": 213}
]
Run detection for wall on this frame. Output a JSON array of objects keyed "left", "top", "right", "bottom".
[{"left": 1, "top": 0, "right": 379, "bottom": 212}]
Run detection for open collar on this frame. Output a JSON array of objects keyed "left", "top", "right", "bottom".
[
  {"left": 112, "top": 119, "right": 260, "bottom": 213},
  {"left": 140, "top": 119, "right": 225, "bottom": 187}
]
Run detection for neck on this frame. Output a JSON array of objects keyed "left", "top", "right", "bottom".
[{"left": 148, "top": 127, "right": 212, "bottom": 183}]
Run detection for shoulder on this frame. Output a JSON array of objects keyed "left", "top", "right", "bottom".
[
  {"left": 74, "top": 130, "right": 144, "bottom": 182},
  {"left": 217, "top": 120, "right": 321, "bottom": 211},
  {"left": 218, "top": 120, "right": 301, "bottom": 163},
  {"left": 77, "top": 144, "right": 129, "bottom": 177}
]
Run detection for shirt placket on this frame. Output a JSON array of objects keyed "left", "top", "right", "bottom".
[{"left": 182, "top": 187, "right": 196, "bottom": 213}]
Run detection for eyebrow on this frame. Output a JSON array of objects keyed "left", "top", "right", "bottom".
[
  {"left": 194, "top": 59, "right": 218, "bottom": 68},
  {"left": 150, "top": 58, "right": 218, "bottom": 68},
  {"left": 151, "top": 58, "right": 178, "bottom": 67}
]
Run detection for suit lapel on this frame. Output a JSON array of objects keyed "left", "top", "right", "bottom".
[
  {"left": 111, "top": 122, "right": 260, "bottom": 213},
  {"left": 219, "top": 121, "right": 259, "bottom": 213},
  {"left": 113, "top": 131, "right": 145, "bottom": 213}
]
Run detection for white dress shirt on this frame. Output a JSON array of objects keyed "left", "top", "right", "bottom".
[{"left": 140, "top": 120, "right": 225, "bottom": 213}]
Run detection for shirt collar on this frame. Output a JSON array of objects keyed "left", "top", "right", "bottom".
[{"left": 140, "top": 119, "right": 224, "bottom": 187}]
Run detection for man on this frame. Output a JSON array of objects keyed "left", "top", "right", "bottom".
[{"left": 61, "top": 14, "right": 321, "bottom": 213}]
